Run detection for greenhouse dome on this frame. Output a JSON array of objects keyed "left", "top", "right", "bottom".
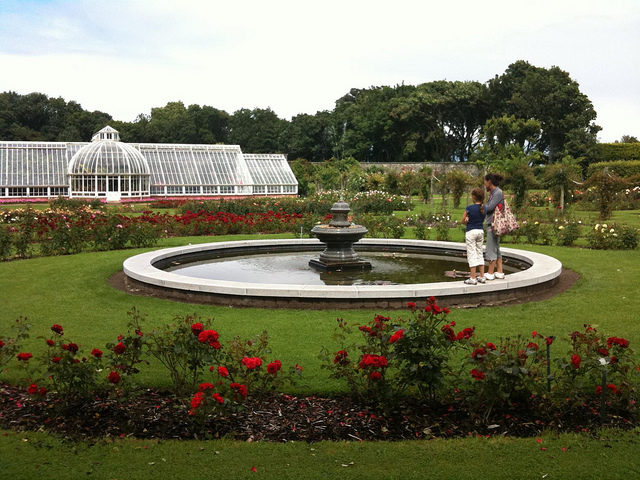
[{"left": 67, "top": 126, "right": 151, "bottom": 200}]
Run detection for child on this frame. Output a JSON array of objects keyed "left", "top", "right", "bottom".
[{"left": 461, "top": 188, "right": 486, "bottom": 285}]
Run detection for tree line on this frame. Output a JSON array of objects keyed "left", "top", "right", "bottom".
[{"left": 1, "top": 60, "right": 631, "bottom": 164}]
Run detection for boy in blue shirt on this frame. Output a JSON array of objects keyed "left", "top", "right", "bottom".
[{"left": 461, "top": 187, "right": 486, "bottom": 285}]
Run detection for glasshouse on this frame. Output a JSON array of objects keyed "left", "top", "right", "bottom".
[{"left": 0, "top": 126, "right": 298, "bottom": 200}]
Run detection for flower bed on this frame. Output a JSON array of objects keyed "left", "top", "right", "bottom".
[{"left": 1, "top": 299, "right": 638, "bottom": 441}]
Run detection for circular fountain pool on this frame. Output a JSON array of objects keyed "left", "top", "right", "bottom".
[{"left": 122, "top": 239, "right": 562, "bottom": 309}]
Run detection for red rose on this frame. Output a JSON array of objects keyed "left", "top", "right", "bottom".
[
  {"left": 424, "top": 305, "right": 432, "bottom": 313},
  {"left": 607, "top": 337, "right": 630, "bottom": 349},
  {"left": 191, "top": 322, "right": 204, "bottom": 336},
  {"left": 190, "top": 391, "right": 205, "bottom": 413},
  {"left": 531, "top": 331, "right": 538, "bottom": 338},
  {"left": 107, "top": 371, "right": 121, "bottom": 384},
  {"left": 359, "top": 354, "right": 388, "bottom": 369},
  {"left": 571, "top": 354, "right": 581, "bottom": 369},
  {"left": 428, "top": 296, "right": 436, "bottom": 303},
  {"left": 17, "top": 352, "right": 33, "bottom": 361},
  {"left": 486, "top": 342, "right": 496, "bottom": 351},
  {"left": 472, "top": 347, "right": 487, "bottom": 360},
  {"left": 51, "top": 356, "right": 62, "bottom": 363},
  {"left": 441, "top": 324, "right": 455, "bottom": 341},
  {"left": 610, "top": 356, "right": 618, "bottom": 364},
  {"left": 407, "top": 302, "right": 416, "bottom": 310},
  {"left": 545, "top": 336, "right": 554, "bottom": 346},
  {"left": 62, "top": 342, "right": 79, "bottom": 353},
  {"left": 597, "top": 347, "right": 609, "bottom": 357},
  {"left": 39, "top": 387, "right": 46, "bottom": 396},
  {"left": 241, "top": 357, "right": 263, "bottom": 370},
  {"left": 0, "top": 340, "right": 5, "bottom": 348},
  {"left": 113, "top": 342, "right": 126, "bottom": 355},
  {"left": 212, "top": 393, "right": 224, "bottom": 404},
  {"left": 117, "top": 334, "right": 124, "bottom": 341},
  {"left": 91, "top": 348, "right": 103, "bottom": 358},
  {"left": 370, "top": 371, "right": 382, "bottom": 381},
  {"left": 596, "top": 384, "right": 618, "bottom": 395},
  {"left": 470, "top": 368, "right": 485, "bottom": 381},
  {"left": 198, "top": 382, "right": 215, "bottom": 392},
  {"left": 443, "top": 307, "right": 450, "bottom": 315},
  {"left": 51, "top": 324, "right": 64, "bottom": 335},
  {"left": 389, "top": 329, "right": 404, "bottom": 344},
  {"left": 46, "top": 339, "right": 55, "bottom": 346},
  {"left": 230, "top": 382, "right": 248, "bottom": 398},
  {"left": 295, "top": 364, "right": 302, "bottom": 372},
  {"left": 198, "top": 330, "right": 220, "bottom": 348},
  {"left": 333, "top": 350, "right": 349, "bottom": 365},
  {"left": 217, "top": 366, "right": 229, "bottom": 377},
  {"left": 266, "top": 360, "right": 282, "bottom": 374},
  {"left": 455, "top": 327, "right": 474, "bottom": 341},
  {"left": 27, "top": 383, "right": 39, "bottom": 395},
  {"left": 527, "top": 342, "right": 539, "bottom": 351},
  {"left": 359, "top": 325, "right": 374, "bottom": 336}
]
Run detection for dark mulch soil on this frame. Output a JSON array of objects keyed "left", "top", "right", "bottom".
[{"left": 1, "top": 383, "right": 636, "bottom": 442}]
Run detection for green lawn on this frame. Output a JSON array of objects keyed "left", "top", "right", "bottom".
[
  {"left": 1, "top": 233, "right": 639, "bottom": 393},
  {"left": 1, "top": 429, "right": 639, "bottom": 480}
]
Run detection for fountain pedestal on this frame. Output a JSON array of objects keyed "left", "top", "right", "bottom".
[{"left": 309, "top": 200, "right": 372, "bottom": 271}]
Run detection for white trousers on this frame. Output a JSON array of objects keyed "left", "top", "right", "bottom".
[{"left": 465, "top": 229, "right": 484, "bottom": 268}]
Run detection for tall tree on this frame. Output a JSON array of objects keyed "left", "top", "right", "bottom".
[
  {"left": 228, "top": 107, "right": 286, "bottom": 153},
  {"left": 487, "top": 60, "right": 600, "bottom": 162}
]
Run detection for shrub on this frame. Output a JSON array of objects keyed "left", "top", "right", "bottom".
[
  {"left": 465, "top": 333, "right": 547, "bottom": 417},
  {"left": 552, "top": 325, "right": 636, "bottom": 407},
  {"left": 553, "top": 220, "right": 581, "bottom": 246},
  {"left": 40, "top": 323, "right": 103, "bottom": 399},
  {"left": 320, "top": 299, "right": 474, "bottom": 408},
  {"left": 0, "top": 225, "right": 12, "bottom": 260},
  {"left": 585, "top": 170, "right": 628, "bottom": 219},
  {"left": 393, "top": 300, "right": 472, "bottom": 400},
  {"left": 0, "top": 317, "right": 31, "bottom": 371},
  {"left": 144, "top": 314, "right": 225, "bottom": 395},
  {"left": 443, "top": 170, "right": 473, "bottom": 209},
  {"left": 587, "top": 223, "right": 639, "bottom": 250},
  {"left": 434, "top": 213, "right": 452, "bottom": 241}
]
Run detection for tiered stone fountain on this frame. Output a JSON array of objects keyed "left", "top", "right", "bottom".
[{"left": 308, "top": 200, "right": 372, "bottom": 271}]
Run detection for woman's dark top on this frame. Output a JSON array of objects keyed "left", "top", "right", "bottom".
[{"left": 465, "top": 204, "right": 485, "bottom": 231}]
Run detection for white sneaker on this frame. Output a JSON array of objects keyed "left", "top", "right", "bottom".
[
  {"left": 484, "top": 273, "right": 495, "bottom": 281},
  {"left": 495, "top": 272, "right": 505, "bottom": 279},
  {"left": 477, "top": 277, "right": 486, "bottom": 284},
  {"left": 464, "top": 278, "right": 477, "bottom": 285}
]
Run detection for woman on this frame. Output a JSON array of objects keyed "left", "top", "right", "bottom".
[{"left": 483, "top": 173, "right": 505, "bottom": 280}]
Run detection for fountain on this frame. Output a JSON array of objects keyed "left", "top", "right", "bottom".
[
  {"left": 121, "top": 199, "right": 563, "bottom": 309},
  {"left": 309, "top": 200, "right": 371, "bottom": 271}
]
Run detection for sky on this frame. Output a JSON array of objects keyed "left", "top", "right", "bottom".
[{"left": 0, "top": 0, "right": 638, "bottom": 142}]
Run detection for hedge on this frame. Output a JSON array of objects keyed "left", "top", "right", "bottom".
[
  {"left": 593, "top": 143, "right": 640, "bottom": 163},
  {"left": 587, "top": 160, "right": 640, "bottom": 178}
]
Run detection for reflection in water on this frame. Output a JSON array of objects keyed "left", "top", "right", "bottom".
[{"left": 165, "top": 251, "right": 521, "bottom": 286}]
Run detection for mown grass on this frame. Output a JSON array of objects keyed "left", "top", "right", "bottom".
[{"left": 1, "top": 428, "right": 639, "bottom": 480}]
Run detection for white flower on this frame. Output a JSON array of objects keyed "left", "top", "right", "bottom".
[
  {"left": 558, "top": 226, "right": 564, "bottom": 230},
  {"left": 610, "top": 228, "right": 615, "bottom": 233},
  {"left": 603, "top": 224, "right": 608, "bottom": 229},
  {"left": 599, "top": 358, "right": 607, "bottom": 366},
  {"left": 613, "top": 233, "right": 618, "bottom": 237},
  {"left": 534, "top": 221, "right": 539, "bottom": 225}
]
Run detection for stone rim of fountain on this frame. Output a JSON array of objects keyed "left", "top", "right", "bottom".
[{"left": 122, "top": 238, "right": 563, "bottom": 309}]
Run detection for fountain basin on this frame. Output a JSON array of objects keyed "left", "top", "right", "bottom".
[{"left": 122, "top": 239, "right": 563, "bottom": 309}]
